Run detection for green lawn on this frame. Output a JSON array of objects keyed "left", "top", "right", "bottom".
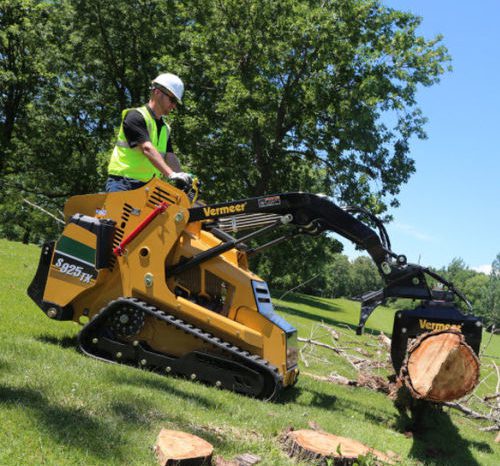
[{"left": 1, "top": 239, "right": 498, "bottom": 465}]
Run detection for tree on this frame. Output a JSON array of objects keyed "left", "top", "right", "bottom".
[
  {"left": 461, "top": 273, "right": 489, "bottom": 314},
  {"left": 0, "top": 0, "right": 64, "bottom": 242},
  {"left": 251, "top": 234, "right": 343, "bottom": 294},
  {"left": 1, "top": 0, "right": 181, "bottom": 241},
  {"left": 483, "top": 253, "right": 500, "bottom": 328},
  {"left": 349, "top": 256, "right": 383, "bottom": 297},
  {"left": 1, "top": 0, "right": 451, "bottom": 294},
  {"left": 177, "top": 0, "right": 450, "bottom": 209},
  {"left": 436, "top": 256, "right": 500, "bottom": 327},
  {"left": 0, "top": 0, "right": 56, "bottom": 176},
  {"left": 174, "top": 0, "right": 450, "bottom": 291},
  {"left": 323, "top": 253, "right": 353, "bottom": 298}
]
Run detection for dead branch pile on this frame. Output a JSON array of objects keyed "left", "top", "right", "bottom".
[{"left": 298, "top": 322, "right": 500, "bottom": 432}]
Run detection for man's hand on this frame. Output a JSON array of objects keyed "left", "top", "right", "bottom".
[{"left": 169, "top": 172, "right": 193, "bottom": 191}]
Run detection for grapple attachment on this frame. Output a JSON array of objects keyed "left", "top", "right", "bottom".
[{"left": 391, "top": 301, "right": 482, "bottom": 373}]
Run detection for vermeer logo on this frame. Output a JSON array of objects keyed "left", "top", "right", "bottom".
[
  {"left": 419, "top": 319, "right": 463, "bottom": 331},
  {"left": 203, "top": 202, "right": 247, "bottom": 217}
]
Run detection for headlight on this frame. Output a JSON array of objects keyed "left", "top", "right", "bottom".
[{"left": 286, "top": 331, "right": 298, "bottom": 369}]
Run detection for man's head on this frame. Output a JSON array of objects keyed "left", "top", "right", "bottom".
[
  {"left": 150, "top": 73, "right": 184, "bottom": 116},
  {"left": 152, "top": 73, "right": 184, "bottom": 102}
]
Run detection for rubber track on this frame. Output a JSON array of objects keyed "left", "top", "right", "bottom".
[{"left": 78, "top": 297, "right": 283, "bottom": 400}]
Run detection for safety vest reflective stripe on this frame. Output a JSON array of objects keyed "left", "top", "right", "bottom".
[{"left": 115, "top": 140, "right": 167, "bottom": 156}]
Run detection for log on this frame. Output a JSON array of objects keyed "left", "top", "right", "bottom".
[
  {"left": 155, "top": 429, "right": 213, "bottom": 466},
  {"left": 400, "top": 329, "right": 480, "bottom": 402},
  {"left": 281, "top": 429, "right": 394, "bottom": 465}
]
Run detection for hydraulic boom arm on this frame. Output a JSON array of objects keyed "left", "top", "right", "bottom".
[{"left": 186, "top": 192, "right": 471, "bottom": 332}]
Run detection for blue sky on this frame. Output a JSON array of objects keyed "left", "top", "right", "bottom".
[{"left": 343, "top": 0, "right": 500, "bottom": 274}]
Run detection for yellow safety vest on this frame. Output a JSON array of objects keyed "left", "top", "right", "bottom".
[{"left": 108, "top": 106, "right": 170, "bottom": 181}]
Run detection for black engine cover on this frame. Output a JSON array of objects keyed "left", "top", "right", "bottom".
[{"left": 391, "top": 301, "right": 482, "bottom": 373}]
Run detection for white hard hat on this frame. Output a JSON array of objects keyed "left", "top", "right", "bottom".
[{"left": 152, "top": 73, "right": 184, "bottom": 103}]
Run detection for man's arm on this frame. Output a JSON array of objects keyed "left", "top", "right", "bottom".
[
  {"left": 138, "top": 141, "right": 175, "bottom": 178},
  {"left": 139, "top": 142, "right": 191, "bottom": 190}
]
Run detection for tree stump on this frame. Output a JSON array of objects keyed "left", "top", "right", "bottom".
[
  {"left": 214, "top": 453, "right": 261, "bottom": 465},
  {"left": 400, "top": 329, "right": 480, "bottom": 402},
  {"left": 281, "top": 429, "right": 394, "bottom": 465},
  {"left": 155, "top": 429, "right": 213, "bottom": 466}
]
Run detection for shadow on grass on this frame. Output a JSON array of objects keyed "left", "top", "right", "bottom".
[
  {"left": 109, "top": 372, "right": 220, "bottom": 410},
  {"left": 108, "top": 380, "right": 253, "bottom": 452},
  {"left": 277, "top": 303, "right": 388, "bottom": 337},
  {"left": 277, "top": 385, "right": 338, "bottom": 410},
  {"left": 362, "top": 409, "right": 389, "bottom": 425},
  {"left": 36, "top": 333, "right": 224, "bottom": 411},
  {"left": 275, "top": 292, "right": 401, "bottom": 336},
  {"left": 110, "top": 399, "right": 166, "bottom": 426},
  {"left": 0, "top": 357, "right": 11, "bottom": 370},
  {"left": 395, "top": 403, "right": 491, "bottom": 466},
  {"left": 283, "top": 383, "right": 490, "bottom": 465},
  {"left": 0, "top": 384, "right": 127, "bottom": 462},
  {"left": 277, "top": 303, "right": 351, "bottom": 327},
  {"left": 274, "top": 293, "right": 345, "bottom": 314},
  {"left": 36, "top": 334, "right": 79, "bottom": 349}
]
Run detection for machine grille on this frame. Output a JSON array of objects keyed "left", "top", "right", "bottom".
[
  {"left": 147, "top": 186, "right": 177, "bottom": 208},
  {"left": 109, "top": 203, "right": 135, "bottom": 271}
]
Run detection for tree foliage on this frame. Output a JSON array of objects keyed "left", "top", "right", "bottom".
[
  {"left": 178, "top": 0, "right": 449, "bottom": 207},
  {"left": 1, "top": 0, "right": 458, "bottom": 301},
  {"left": 437, "top": 256, "right": 500, "bottom": 328}
]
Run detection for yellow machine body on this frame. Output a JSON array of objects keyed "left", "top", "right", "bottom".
[
  {"left": 36, "top": 178, "right": 298, "bottom": 393},
  {"left": 29, "top": 178, "right": 480, "bottom": 401}
]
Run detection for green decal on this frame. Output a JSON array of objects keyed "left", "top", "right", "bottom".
[{"left": 57, "top": 236, "right": 96, "bottom": 265}]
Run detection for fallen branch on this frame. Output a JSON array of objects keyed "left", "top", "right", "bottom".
[
  {"left": 302, "top": 371, "right": 392, "bottom": 394},
  {"left": 302, "top": 371, "right": 356, "bottom": 386},
  {"left": 298, "top": 336, "right": 361, "bottom": 370},
  {"left": 480, "top": 328, "right": 496, "bottom": 356},
  {"left": 484, "top": 393, "right": 500, "bottom": 402},
  {"left": 23, "top": 198, "right": 65, "bottom": 225},
  {"left": 479, "top": 425, "right": 500, "bottom": 432},
  {"left": 319, "top": 323, "right": 339, "bottom": 340},
  {"left": 298, "top": 337, "right": 343, "bottom": 355},
  {"left": 494, "top": 362, "right": 500, "bottom": 411},
  {"left": 443, "top": 402, "right": 499, "bottom": 423}
]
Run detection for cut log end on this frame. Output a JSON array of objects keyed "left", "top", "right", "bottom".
[
  {"left": 401, "top": 329, "right": 480, "bottom": 402},
  {"left": 155, "top": 429, "right": 213, "bottom": 466},
  {"left": 281, "top": 429, "right": 394, "bottom": 465}
]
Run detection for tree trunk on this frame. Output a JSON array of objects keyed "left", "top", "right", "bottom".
[
  {"left": 281, "top": 429, "right": 394, "bottom": 465},
  {"left": 400, "top": 329, "right": 480, "bottom": 402},
  {"left": 155, "top": 429, "right": 213, "bottom": 466}
]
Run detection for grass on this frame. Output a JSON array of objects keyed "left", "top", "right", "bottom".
[{"left": 0, "top": 238, "right": 498, "bottom": 465}]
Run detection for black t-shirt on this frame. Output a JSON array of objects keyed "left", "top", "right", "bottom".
[{"left": 122, "top": 106, "right": 173, "bottom": 153}]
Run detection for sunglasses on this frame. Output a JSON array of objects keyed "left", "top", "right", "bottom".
[{"left": 157, "top": 87, "right": 178, "bottom": 105}]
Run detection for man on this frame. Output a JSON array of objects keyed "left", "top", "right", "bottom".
[{"left": 105, "top": 73, "right": 192, "bottom": 192}]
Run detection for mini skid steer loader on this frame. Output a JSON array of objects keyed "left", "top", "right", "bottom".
[{"left": 28, "top": 178, "right": 482, "bottom": 400}]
